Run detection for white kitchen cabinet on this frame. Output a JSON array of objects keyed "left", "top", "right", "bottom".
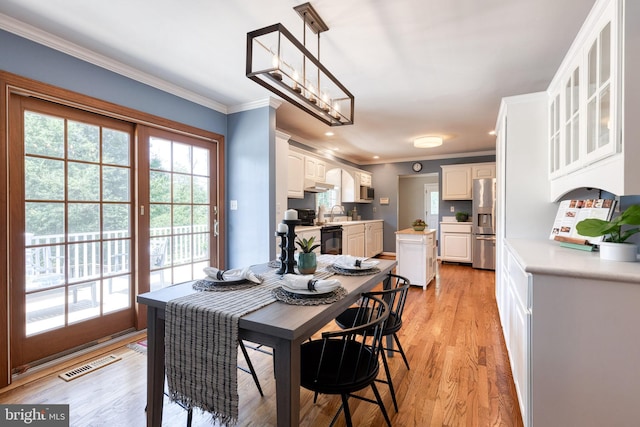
[
  {"left": 341, "top": 167, "right": 373, "bottom": 204},
  {"left": 471, "top": 163, "right": 496, "bottom": 180},
  {"left": 304, "top": 155, "right": 327, "bottom": 183},
  {"left": 441, "top": 162, "right": 495, "bottom": 200},
  {"left": 501, "top": 245, "right": 531, "bottom": 426},
  {"left": 353, "top": 170, "right": 373, "bottom": 203},
  {"left": 395, "top": 228, "right": 436, "bottom": 290},
  {"left": 287, "top": 149, "right": 304, "bottom": 199},
  {"left": 359, "top": 171, "right": 372, "bottom": 187},
  {"left": 547, "top": 0, "right": 640, "bottom": 199},
  {"left": 343, "top": 223, "right": 365, "bottom": 257},
  {"left": 441, "top": 165, "right": 473, "bottom": 200},
  {"left": 498, "top": 239, "right": 640, "bottom": 427},
  {"left": 439, "top": 222, "right": 472, "bottom": 263},
  {"left": 365, "top": 221, "right": 383, "bottom": 258}
]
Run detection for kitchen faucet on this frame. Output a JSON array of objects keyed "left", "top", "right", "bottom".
[{"left": 329, "top": 205, "right": 344, "bottom": 222}]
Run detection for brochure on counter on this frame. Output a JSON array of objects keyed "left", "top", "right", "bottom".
[{"left": 549, "top": 198, "right": 616, "bottom": 244}]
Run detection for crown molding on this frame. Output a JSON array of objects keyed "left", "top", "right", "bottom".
[
  {"left": 228, "top": 97, "right": 283, "bottom": 114},
  {"left": 0, "top": 13, "right": 228, "bottom": 114},
  {"left": 359, "top": 150, "right": 497, "bottom": 165}
]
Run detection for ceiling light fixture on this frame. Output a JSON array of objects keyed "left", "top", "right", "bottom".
[
  {"left": 414, "top": 136, "right": 443, "bottom": 148},
  {"left": 246, "top": 2, "right": 354, "bottom": 126}
]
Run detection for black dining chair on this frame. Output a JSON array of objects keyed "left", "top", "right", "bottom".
[
  {"left": 335, "top": 273, "right": 411, "bottom": 412},
  {"left": 301, "top": 294, "right": 392, "bottom": 427}
]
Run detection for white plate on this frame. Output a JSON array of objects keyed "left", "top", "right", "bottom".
[{"left": 281, "top": 285, "right": 339, "bottom": 295}]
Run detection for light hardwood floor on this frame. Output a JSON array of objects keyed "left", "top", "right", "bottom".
[{"left": 0, "top": 262, "right": 523, "bottom": 427}]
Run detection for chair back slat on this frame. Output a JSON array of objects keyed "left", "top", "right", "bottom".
[{"left": 310, "top": 295, "right": 389, "bottom": 387}]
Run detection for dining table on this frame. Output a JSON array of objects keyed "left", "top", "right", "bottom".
[{"left": 137, "top": 257, "right": 397, "bottom": 427}]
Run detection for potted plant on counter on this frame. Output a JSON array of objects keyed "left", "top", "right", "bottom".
[
  {"left": 576, "top": 204, "right": 640, "bottom": 262},
  {"left": 295, "top": 236, "right": 321, "bottom": 274},
  {"left": 455, "top": 211, "right": 470, "bottom": 222},
  {"left": 412, "top": 219, "right": 426, "bottom": 231}
]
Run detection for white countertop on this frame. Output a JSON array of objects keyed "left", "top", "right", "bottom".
[
  {"left": 506, "top": 239, "right": 640, "bottom": 284},
  {"left": 395, "top": 228, "right": 436, "bottom": 235}
]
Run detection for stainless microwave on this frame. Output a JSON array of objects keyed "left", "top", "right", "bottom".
[{"left": 360, "top": 186, "right": 374, "bottom": 200}]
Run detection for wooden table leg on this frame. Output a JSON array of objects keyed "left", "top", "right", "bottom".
[
  {"left": 146, "top": 306, "right": 165, "bottom": 427},
  {"left": 273, "top": 338, "right": 301, "bottom": 427}
]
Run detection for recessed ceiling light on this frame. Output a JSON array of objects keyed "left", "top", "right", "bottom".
[
  {"left": 325, "top": 131, "right": 334, "bottom": 136},
  {"left": 488, "top": 130, "right": 496, "bottom": 136},
  {"left": 373, "top": 155, "right": 380, "bottom": 159},
  {"left": 414, "top": 136, "right": 443, "bottom": 148}
]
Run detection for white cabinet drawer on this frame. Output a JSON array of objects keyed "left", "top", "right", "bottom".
[
  {"left": 508, "top": 251, "right": 530, "bottom": 308},
  {"left": 440, "top": 222, "right": 472, "bottom": 233},
  {"left": 343, "top": 223, "right": 365, "bottom": 236}
]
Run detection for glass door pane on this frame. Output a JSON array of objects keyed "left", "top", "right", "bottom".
[
  {"left": 23, "top": 112, "right": 133, "bottom": 336},
  {"left": 148, "top": 135, "right": 212, "bottom": 290}
]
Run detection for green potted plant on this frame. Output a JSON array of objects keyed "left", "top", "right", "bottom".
[
  {"left": 295, "top": 236, "right": 321, "bottom": 274},
  {"left": 455, "top": 211, "right": 469, "bottom": 222},
  {"left": 575, "top": 204, "right": 640, "bottom": 262},
  {"left": 412, "top": 219, "right": 426, "bottom": 231}
]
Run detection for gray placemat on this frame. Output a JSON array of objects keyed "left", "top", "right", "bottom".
[
  {"left": 327, "top": 264, "right": 382, "bottom": 276},
  {"left": 272, "top": 286, "right": 347, "bottom": 305}
]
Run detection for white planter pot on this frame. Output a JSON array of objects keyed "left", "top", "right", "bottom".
[{"left": 598, "top": 242, "right": 639, "bottom": 262}]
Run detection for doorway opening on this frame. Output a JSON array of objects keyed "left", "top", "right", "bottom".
[{"left": 398, "top": 173, "right": 439, "bottom": 239}]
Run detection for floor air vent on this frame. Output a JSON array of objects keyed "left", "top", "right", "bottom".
[{"left": 58, "top": 354, "right": 122, "bottom": 382}]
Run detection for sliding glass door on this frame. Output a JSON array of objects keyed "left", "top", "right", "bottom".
[{"left": 9, "top": 95, "right": 135, "bottom": 368}]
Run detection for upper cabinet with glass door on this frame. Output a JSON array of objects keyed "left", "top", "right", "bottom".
[
  {"left": 585, "top": 20, "right": 614, "bottom": 164},
  {"left": 548, "top": 0, "right": 640, "bottom": 200}
]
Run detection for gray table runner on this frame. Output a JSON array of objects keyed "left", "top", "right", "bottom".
[
  {"left": 165, "top": 259, "right": 338, "bottom": 425},
  {"left": 165, "top": 268, "right": 280, "bottom": 425},
  {"left": 165, "top": 255, "right": 334, "bottom": 425}
]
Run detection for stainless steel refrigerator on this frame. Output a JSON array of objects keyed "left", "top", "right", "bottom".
[{"left": 472, "top": 178, "right": 496, "bottom": 270}]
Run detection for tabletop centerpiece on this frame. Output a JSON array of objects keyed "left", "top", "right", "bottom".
[{"left": 295, "top": 236, "right": 320, "bottom": 274}]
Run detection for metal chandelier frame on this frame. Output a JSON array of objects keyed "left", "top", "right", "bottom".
[{"left": 246, "top": 3, "right": 354, "bottom": 126}]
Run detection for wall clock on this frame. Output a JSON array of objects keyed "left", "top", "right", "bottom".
[{"left": 412, "top": 162, "right": 422, "bottom": 172}]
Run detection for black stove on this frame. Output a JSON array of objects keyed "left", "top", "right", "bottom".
[{"left": 321, "top": 225, "right": 343, "bottom": 255}]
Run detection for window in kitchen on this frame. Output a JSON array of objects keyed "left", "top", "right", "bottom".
[{"left": 316, "top": 167, "right": 342, "bottom": 213}]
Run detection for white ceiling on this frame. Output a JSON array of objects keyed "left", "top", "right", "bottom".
[{"left": 0, "top": 0, "right": 596, "bottom": 164}]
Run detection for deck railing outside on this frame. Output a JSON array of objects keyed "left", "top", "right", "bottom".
[{"left": 25, "top": 225, "right": 209, "bottom": 284}]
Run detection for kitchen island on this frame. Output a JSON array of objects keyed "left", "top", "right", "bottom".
[
  {"left": 498, "top": 238, "right": 640, "bottom": 427},
  {"left": 395, "top": 228, "right": 437, "bottom": 289}
]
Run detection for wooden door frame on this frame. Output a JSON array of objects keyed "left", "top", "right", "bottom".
[
  {"left": 136, "top": 125, "right": 220, "bottom": 295},
  {"left": 0, "top": 70, "right": 225, "bottom": 387}
]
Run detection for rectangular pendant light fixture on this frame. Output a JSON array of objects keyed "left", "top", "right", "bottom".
[{"left": 246, "top": 3, "right": 354, "bottom": 126}]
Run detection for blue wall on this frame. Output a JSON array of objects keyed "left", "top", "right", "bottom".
[
  {"left": 0, "top": 28, "right": 501, "bottom": 260},
  {"left": 227, "top": 107, "right": 277, "bottom": 267},
  {"left": 1, "top": 28, "right": 273, "bottom": 268},
  {"left": 0, "top": 30, "right": 226, "bottom": 134},
  {"left": 364, "top": 155, "right": 496, "bottom": 252}
]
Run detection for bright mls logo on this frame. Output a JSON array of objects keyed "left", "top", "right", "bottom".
[{"left": 0, "top": 405, "right": 69, "bottom": 426}]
